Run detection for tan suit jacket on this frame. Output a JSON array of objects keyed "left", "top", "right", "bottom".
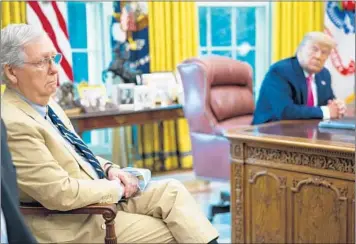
[{"left": 1, "top": 89, "right": 120, "bottom": 243}]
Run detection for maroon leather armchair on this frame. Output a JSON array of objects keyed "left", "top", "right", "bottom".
[{"left": 177, "top": 56, "right": 255, "bottom": 182}]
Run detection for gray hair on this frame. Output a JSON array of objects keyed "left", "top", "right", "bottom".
[
  {"left": 1, "top": 24, "right": 46, "bottom": 84},
  {"left": 296, "top": 31, "right": 337, "bottom": 55}
]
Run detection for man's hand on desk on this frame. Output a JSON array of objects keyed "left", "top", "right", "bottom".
[
  {"left": 106, "top": 165, "right": 139, "bottom": 199},
  {"left": 333, "top": 99, "right": 347, "bottom": 116},
  {"left": 327, "top": 99, "right": 346, "bottom": 119}
]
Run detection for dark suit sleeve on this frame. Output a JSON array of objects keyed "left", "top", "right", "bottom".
[
  {"left": 325, "top": 69, "right": 336, "bottom": 101},
  {"left": 1, "top": 120, "right": 37, "bottom": 243},
  {"left": 265, "top": 70, "right": 324, "bottom": 120}
]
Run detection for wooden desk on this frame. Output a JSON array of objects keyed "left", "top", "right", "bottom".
[
  {"left": 225, "top": 120, "right": 355, "bottom": 243},
  {"left": 68, "top": 104, "right": 184, "bottom": 134},
  {"left": 68, "top": 104, "right": 185, "bottom": 170}
]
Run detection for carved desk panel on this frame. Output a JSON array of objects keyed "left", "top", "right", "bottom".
[{"left": 226, "top": 120, "right": 355, "bottom": 243}]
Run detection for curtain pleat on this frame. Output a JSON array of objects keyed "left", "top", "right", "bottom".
[
  {"left": 134, "top": 2, "right": 198, "bottom": 171},
  {"left": 1, "top": 1, "right": 26, "bottom": 28},
  {"left": 272, "top": 2, "right": 324, "bottom": 62}
]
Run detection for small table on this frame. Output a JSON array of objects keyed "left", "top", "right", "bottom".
[
  {"left": 225, "top": 120, "right": 355, "bottom": 243},
  {"left": 68, "top": 104, "right": 185, "bottom": 171}
]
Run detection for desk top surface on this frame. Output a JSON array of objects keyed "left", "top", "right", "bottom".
[
  {"left": 225, "top": 119, "right": 355, "bottom": 153},
  {"left": 68, "top": 104, "right": 183, "bottom": 120}
]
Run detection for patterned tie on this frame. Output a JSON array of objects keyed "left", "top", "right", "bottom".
[
  {"left": 306, "top": 75, "right": 314, "bottom": 107},
  {"left": 47, "top": 106, "right": 106, "bottom": 179}
]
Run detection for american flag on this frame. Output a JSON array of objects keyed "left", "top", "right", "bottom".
[{"left": 27, "top": 1, "right": 73, "bottom": 84}]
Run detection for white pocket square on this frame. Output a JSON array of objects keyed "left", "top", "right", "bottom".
[{"left": 321, "top": 80, "right": 326, "bottom": 85}]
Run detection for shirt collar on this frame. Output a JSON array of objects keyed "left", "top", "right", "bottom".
[
  {"left": 303, "top": 70, "right": 315, "bottom": 81},
  {"left": 296, "top": 56, "right": 315, "bottom": 80},
  {"left": 12, "top": 89, "right": 48, "bottom": 118}
]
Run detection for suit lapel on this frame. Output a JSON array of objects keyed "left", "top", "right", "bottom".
[
  {"left": 2, "top": 89, "right": 96, "bottom": 179},
  {"left": 314, "top": 73, "right": 324, "bottom": 106},
  {"left": 291, "top": 57, "right": 308, "bottom": 104}
]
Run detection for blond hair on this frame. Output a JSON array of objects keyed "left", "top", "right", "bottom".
[{"left": 296, "top": 31, "right": 337, "bottom": 54}]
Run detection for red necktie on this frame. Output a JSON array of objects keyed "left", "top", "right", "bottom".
[{"left": 306, "top": 75, "right": 314, "bottom": 107}]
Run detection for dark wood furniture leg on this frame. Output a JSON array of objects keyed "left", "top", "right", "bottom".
[
  {"left": 103, "top": 210, "right": 117, "bottom": 244},
  {"left": 140, "top": 124, "right": 146, "bottom": 168},
  {"left": 173, "top": 119, "right": 181, "bottom": 169},
  {"left": 158, "top": 121, "right": 166, "bottom": 171}
]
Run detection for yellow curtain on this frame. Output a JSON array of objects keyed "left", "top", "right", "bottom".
[
  {"left": 1, "top": 1, "right": 26, "bottom": 94},
  {"left": 1, "top": 1, "right": 26, "bottom": 28},
  {"left": 272, "top": 2, "right": 324, "bottom": 62},
  {"left": 133, "top": 2, "right": 197, "bottom": 171}
]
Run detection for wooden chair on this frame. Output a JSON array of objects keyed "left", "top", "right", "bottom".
[{"left": 20, "top": 202, "right": 118, "bottom": 244}]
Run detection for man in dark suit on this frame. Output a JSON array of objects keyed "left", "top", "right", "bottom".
[
  {"left": 1, "top": 119, "right": 37, "bottom": 243},
  {"left": 253, "top": 32, "right": 346, "bottom": 125}
]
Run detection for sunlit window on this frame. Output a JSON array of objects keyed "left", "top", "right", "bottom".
[{"left": 197, "top": 2, "right": 271, "bottom": 101}]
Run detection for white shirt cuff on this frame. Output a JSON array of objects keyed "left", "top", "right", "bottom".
[
  {"left": 112, "top": 180, "right": 124, "bottom": 200},
  {"left": 321, "top": 106, "right": 330, "bottom": 120}
]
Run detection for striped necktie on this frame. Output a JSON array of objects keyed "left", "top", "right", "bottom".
[{"left": 47, "top": 106, "right": 105, "bottom": 179}]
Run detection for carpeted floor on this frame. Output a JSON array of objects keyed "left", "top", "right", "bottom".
[{"left": 152, "top": 171, "right": 231, "bottom": 243}]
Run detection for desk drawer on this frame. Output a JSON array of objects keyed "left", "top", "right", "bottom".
[{"left": 236, "top": 164, "right": 354, "bottom": 244}]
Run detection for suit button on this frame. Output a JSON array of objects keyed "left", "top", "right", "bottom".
[{"left": 101, "top": 223, "right": 106, "bottom": 230}]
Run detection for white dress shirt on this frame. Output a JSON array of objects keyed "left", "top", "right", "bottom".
[{"left": 303, "top": 71, "right": 330, "bottom": 120}]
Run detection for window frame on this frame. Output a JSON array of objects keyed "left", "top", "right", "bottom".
[
  {"left": 67, "top": 2, "right": 114, "bottom": 155},
  {"left": 196, "top": 2, "right": 272, "bottom": 101}
]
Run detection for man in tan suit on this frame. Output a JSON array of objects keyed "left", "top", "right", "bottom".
[{"left": 1, "top": 24, "right": 219, "bottom": 243}]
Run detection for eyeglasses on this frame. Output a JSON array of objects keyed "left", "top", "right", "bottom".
[{"left": 24, "top": 53, "right": 62, "bottom": 69}]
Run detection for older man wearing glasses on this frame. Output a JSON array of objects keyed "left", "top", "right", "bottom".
[{"left": 1, "top": 24, "right": 219, "bottom": 244}]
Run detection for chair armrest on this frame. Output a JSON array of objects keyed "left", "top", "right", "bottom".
[
  {"left": 20, "top": 202, "right": 117, "bottom": 216},
  {"left": 20, "top": 202, "right": 118, "bottom": 244}
]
